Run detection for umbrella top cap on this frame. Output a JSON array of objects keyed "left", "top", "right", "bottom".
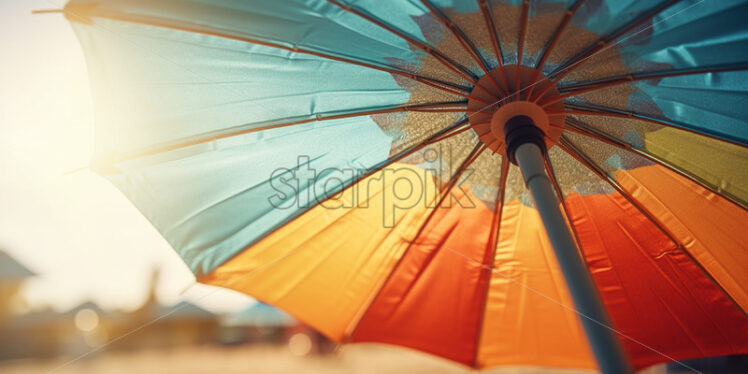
[{"left": 467, "top": 65, "right": 565, "bottom": 158}]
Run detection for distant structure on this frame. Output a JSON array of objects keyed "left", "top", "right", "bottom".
[
  {"left": 0, "top": 261, "right": 334, "bottom": 362},
  {"left": 0, "top": 265, "right": 221, "bottom": 360},
  {"left": 0, "top": 250, "right": 36, "bottom": 359},
  {"left": 219, "top": 302, "right": 295, "bottom": 345},
  {"left": 218, "top": 302, "right": 334, "bottom": 355},
  {"left": 0, "top": 250, "right": 35, "bottom": 319}
]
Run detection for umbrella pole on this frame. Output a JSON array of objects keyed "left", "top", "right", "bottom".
[{"left": 514, "top": 141, "right": 632, "bottom": 374}]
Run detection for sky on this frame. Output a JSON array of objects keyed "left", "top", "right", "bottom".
[{"left": 0, "top": 0, "right": 254, "bottom": 313}]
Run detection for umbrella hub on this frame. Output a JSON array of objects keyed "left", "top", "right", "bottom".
[{"left": 467, "top": 65, "right": 565, "bottom": 161}]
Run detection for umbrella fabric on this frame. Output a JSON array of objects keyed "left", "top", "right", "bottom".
[{"left": 65, "top": 0, "right": 748, "bottom": 370}]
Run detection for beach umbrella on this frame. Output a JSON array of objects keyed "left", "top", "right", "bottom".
[{"left": 51, "top": 0, "right": 748, "bottom": 372}]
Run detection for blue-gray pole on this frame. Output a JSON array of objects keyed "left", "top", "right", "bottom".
[{"left": 515, "top": 142, "right": 632, "bottom": 374}]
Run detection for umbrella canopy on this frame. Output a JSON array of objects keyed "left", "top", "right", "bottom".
[{"left": 60, "top": 0, "right": 748, "bottom": 371}]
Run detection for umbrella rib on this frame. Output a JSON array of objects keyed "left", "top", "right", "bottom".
[
  {"left": 419, "top": 0, "right": 506, "bottom": 95},
  {"left": 477, "top": 0, "right": 511, "bottom": 96},
  {"left": 516, "top": 0, "right": 529, "bottom": 100},
  {"left": 556, "top": 63, "right": 748, "bottom": 93},
  {"left": 477, "top": 0, "right": 505, "bottom": 68},
  {"left": 525, "top": 0, "right": 587, "bottom": 99},
  {"left": 548, "top": 0, "right": 684, "bottom": 79},
  {"left": 122, "top": 101, "right": 468, "bottom": 160},
  {"left": 421, "top": 117, "right": 475, "bottom": 147},
  {"left": 543, "top": 151, "right": 576, "bottom": 234},
  {"left": 342, "top": 140, "right": 486, "bottom": 341},
  {"left": 563, "top": 117, "right": 747, "bottom": 210},
  {"left": 471, "top": 155, "right": 509, "bottom": 368},
  {"left": 327, "top": 0, "right": 480, "bottom": 85},
  {"left": 543, "top": 150, "right": 589, "bottom": 251},
  {"left": 557, "top": 137, "right": 682, "bottom": 248},
  {"left": 428, "top": 121, "right": 481, "bottom": 144},
  {"left": 561, "top": 101, "right": 748, "bottom": 147},
  {"left": 420, "top": 0, "right": 491, "bottom": 72},
  {"left": 540, "top": 63, "right": 748, "bottom": 108}
]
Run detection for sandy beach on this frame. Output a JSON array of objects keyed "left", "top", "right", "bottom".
[{"left": 0, "top": 344, "right": 606, "bottom": 374}]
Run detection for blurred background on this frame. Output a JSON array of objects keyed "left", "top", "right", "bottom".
[{"left": 0, "top": 1, "right": 745, "bottom": 373}]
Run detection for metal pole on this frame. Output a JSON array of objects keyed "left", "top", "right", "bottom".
[{"left": 515, "top": 142, "right": 632, "bottom": 374}]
